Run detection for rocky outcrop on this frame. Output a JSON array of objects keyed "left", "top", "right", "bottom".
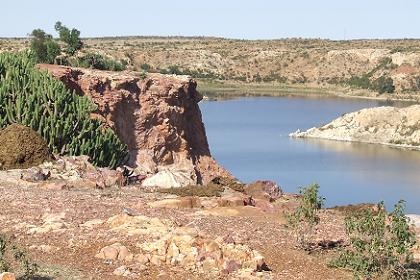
[
  {"left": 290, "top": 105, "right": 420, "bottom": 149},
  {"left": 37, "top": 64, "right": 231, "bottom": 185},
  {"left": 96, "top": 213, "right": 268, "bottom": 277}
]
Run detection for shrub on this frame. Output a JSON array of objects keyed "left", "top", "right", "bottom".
[
  {"left": 346, "top": 75, "right": 371, "bottom": 89},
  {"left": 0, "top": 51, "right": 127, "bottom": 168},
  {"left": 286, "top": 183, "right": 325, "bottom": 249},
  {"left": 345, "top": 75, "right": 395, "bottom": 94},
  {"left": 330, "top": 200, "right": 417, "bottom": 279},
  {"left": 75, "top": 53, "right": 126, "bottom": 71},
  {"left": 372, "top": 76, "right": 395, "bottom": 94},
  {"left": 29, "top": 29, "right": 61, "bottom": 64}
]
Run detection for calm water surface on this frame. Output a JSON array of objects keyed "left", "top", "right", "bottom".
[{"left": 200, "top": 97, "right": 420, "bottom": 213}]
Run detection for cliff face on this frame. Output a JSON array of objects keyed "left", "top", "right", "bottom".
[
  {"left": 290, "top": 105, "right": 420, "bottom": 149},
  {"left": 37, "top": 64, "right": 231, "bottom": 184}
]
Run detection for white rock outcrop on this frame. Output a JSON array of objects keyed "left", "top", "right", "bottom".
[{"left": 290, "top": 105, "right": 420, "bottom": 149}]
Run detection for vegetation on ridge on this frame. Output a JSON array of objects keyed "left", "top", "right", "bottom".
[{"left": 29, "top": 22, "right": 127, "bottom": 71}]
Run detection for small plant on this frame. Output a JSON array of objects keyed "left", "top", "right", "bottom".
[
  {"left": 330, "top": 200, "right": 417, "bottom": 279},
  {"left": 0, "top": 235, "right": 38, "bottom": 279},
  {"left": 286, "top": 183, "right": 325, "bottom": 249}
]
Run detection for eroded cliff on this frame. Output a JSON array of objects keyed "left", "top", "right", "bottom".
[{"left": 37, "top": 64, "right": 231, "bottom": 184}]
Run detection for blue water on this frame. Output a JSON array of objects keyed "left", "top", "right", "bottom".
[{"left": 200, "top": 97, "right": 420, "bottom": 213}]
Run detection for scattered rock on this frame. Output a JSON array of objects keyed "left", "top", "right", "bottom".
[
  {"left": 21, "top": 167, "right": 50, "bottom": 182},
  {"left": 95, "top": 243, "right": 133, "bottom": 262},
  {"left": 27, "top": 212, "right": 68, "bottom": 235},
  {"left": 113, "top": 265, "right": 133, "bottom": 277},
  {"left": 80, "top": 219, "right": 104, "bottom": 229},
  {"left": 102, "top": 213, "right": 268, "bottom": 275},
  {"left": 107, "top": 214, "right": 170, "bottom": 238}
]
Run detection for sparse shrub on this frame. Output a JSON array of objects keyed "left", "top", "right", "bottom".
[
  {"left": 330, "top": 200, "right": 417, "bottom": 279},
  {"left": 286, "top": 183, "right": 325, "bottom": 249},
  {"left": 0, "top": 234, "right": 39, "bottom": 279},
  {"left": 0, "top": 51, "right": 127, "bottom": 168}
]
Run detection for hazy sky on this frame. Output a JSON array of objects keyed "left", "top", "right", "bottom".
[{"left": 1, "top": 0, "right": 419, "bottom": 39}]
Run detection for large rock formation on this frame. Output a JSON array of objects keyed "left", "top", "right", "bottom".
[
  {"left": 37, "top": 64, "right": 231, "bottom": 184},
  {"left": 290, "top": 105, "right": 420, "bottom": 149}
]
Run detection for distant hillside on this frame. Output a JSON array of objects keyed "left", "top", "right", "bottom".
[{"left": 2, "top": 37, "right": 420, "bottom": 97}]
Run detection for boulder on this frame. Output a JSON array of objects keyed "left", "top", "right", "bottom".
[
  {"left": 244, "top": 180, "right": 282, "bottom": 202},
  {"left": 142, "top": 170, "right": 196, "bottom": 188}
]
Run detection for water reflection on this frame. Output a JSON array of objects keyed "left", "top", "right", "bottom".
[{"left": 297, "top": 138, "right": 420, "bottom": 189}]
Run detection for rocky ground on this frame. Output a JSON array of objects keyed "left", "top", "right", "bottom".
[{"left": 0, "top": 156, "right": 360, "bottom": 280}]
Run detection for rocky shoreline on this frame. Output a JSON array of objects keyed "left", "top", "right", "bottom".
[{"left": 290, "top": 105, "right": 420, "bottom": 150}]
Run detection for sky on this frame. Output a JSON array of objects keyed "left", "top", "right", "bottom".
[{"left": 1, "top": 0, "right": 419, "bottom": 40}]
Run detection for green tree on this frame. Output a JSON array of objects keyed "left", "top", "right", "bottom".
[
  {"left": 54, "top": 21, "right": 83, "bottom": 55},
  {"left": 29, "top": 29, "right": 60, "bottom": 64}
]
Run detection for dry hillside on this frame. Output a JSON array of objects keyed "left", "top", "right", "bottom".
[{"left": 2, "top": 37, "right": 420, "bottom": 95}]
